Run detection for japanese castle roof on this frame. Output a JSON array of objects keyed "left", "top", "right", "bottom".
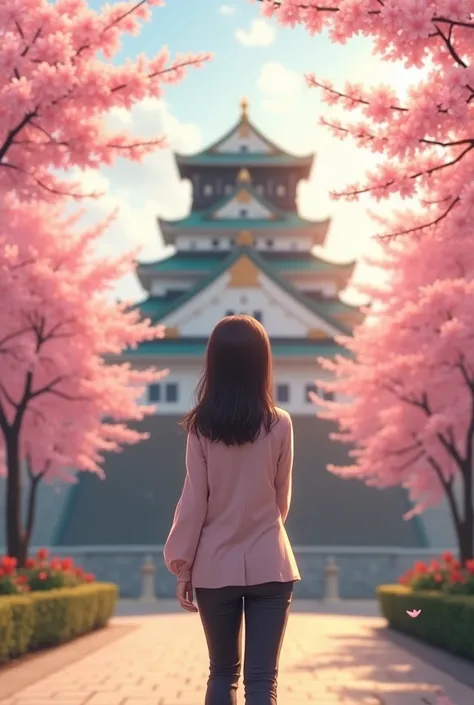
[
  {"left": 158, "top": 182, "right": 329, "bottom": 241},
  {"left": 175, "top": 98, "right": 314, "bottom": 171},
  {"left": 137, "top": 249, "right": 355, "bottom": 282},
  {"left": 123, "top": 337, "right": 351, "bottom": 359},
  {"left": 132, "top": 245, "right": 359, "bottom": 340}
]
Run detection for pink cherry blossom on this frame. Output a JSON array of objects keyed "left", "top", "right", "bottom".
[
  {"left": 0, "top": 0, "right": 210, "bottom": 201},
  {"left": 260, "top": 0, "right": 474, "bottom": 564},
  {"left": 0, "top": 0, "right": 210, "bottom": 564},
  {"left": 0, "top": 195, "right": 168, "bottom": 562},
  {"left": 262, "top": 0, "right": 474, "bottom": 239}
]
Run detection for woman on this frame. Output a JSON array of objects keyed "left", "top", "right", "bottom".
[{"left": 163, "top": 315, "right": 300, "bottom": 705}]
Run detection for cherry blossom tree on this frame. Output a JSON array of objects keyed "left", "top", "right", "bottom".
[
  {"left": 316, "top": 217, "right": 474, "bottom": 564},
  {"left": 259, "top": 0, "right": 474, "bottom": 240},
  {"left": 1, "top": 195, "right": 167, "bottom": 564},
  {"left": 0, "top": 0, "right": 210, "bottom": 563},
  {"left": 0, "top": 0, "right": 208, "bottom": 200},
  {"left": 257, "top": 1, "right": 474, "bottom": 561}
]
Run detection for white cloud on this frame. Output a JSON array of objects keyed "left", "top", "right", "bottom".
[
  {"left": 258, "top": 62, "right": 303, "bottom": 96},
  {"left": 254, "top": 50, "right": 429, "bottom": 303},
  {"left": 235, "top": 19, "right": 276, "bottom": 47},
  {"left": 219, "top": 4, "right": 235, "bottom": 13},
  {"left": 70, "top": 100, "right": 201, "bottom": 302},
  {"left": 257, "top": 62, "right": 304, "bottom": 114}
]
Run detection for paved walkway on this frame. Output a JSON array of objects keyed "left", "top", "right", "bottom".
[{"left": 1, "top": 602, "right": 473, "bottom": 705}]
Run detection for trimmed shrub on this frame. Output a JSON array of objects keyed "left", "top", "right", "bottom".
[
  {"left": 0, "top": 599, "right": 13, "bottom": 663},
  {"left": 0, "top": 583, "right": 118, "bottom": 661},
  {"left": 377, "top": 585, "right": 474, "bottom": 661},
  {"left": 9, "top": 596, "right": 36, "bottom": 658}
]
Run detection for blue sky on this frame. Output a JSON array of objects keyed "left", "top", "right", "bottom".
[{"left": 82, "top": 0, "right": 423, "bottom": 303}]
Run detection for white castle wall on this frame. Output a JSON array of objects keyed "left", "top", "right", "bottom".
[
  {"left": 134, "top": 359, "right": 336, "bottom": 416},
  {"left": 173, "top": 235, "right": 315, "bottom": 251},
  {"left": 161, "top": 273, "right": 341, "bottom": 340},
  {"left": 150, "top": 276, "right": 195, "bottom": 296},
  {"left": 213, "top": 194, "right": 274, "bottom": 219},
  {"left": 215, "top": 129, "right": 272, "bottom": 154}
]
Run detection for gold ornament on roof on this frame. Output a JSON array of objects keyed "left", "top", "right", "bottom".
[
  {"left": 236, "top": 230, "right": 254, "bottom": 246},
  {"left": 240, "top": 96, "right": 249, "bottom": 118},
  {"left": 229, "top": 255, "right": 259, "bottom": 287},
  {"left": 237, "top": 167, "right": 251, "bottom": 183},
  {"left": 306, "top": 328, "right": 328, "bottom": 340},
  {"left": 236, "top": 189, "right": 251, "bottom": 204}
]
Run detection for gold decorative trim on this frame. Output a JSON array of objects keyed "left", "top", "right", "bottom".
[
  {"left": 164, "top": 326, "right": 180, "bottom": 338},
  {"left": 236, "top": 189, "right": 251, "bottom": 204},
  {"left": 237, "top": 167, "right": 252, "bottom": 183},
  {"left": 236, "top": 230, "right": 254, "bottom": 246},
  {"left": 240, "top": 97, "right": 249, "bottom": 118},
  {"left": 306, "top": 328, "right": 328, "bottom": 340},
  {"left": 229, "top": 255, "right": 259, "bottom": 287}
]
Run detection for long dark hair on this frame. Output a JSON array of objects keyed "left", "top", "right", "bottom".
[{"left": 181, "top": 315, "right": 278, "bottom": 445}]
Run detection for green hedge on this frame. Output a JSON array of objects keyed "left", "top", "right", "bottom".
[
  {"left": 377, "top": 584, "right": 474, "bottom": 661},
  {"left": 0, "top": 583, "right": 117, "bottom": 662}
]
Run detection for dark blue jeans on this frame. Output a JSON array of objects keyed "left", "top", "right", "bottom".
[{"left": 195, "top": 580, "right": 294, "bottom": 705}]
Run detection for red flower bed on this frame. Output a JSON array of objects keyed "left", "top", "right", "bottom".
[
  {"left": 0, "top": 548, "right": 95, "bottom": 595},
  {"left": 398, "top": 552, "right": 474, "bottom": 595}
]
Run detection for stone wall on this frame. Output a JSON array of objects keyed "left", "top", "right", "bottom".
[{"left": 27, "top": 545, "right": 454, "bottom": 599}]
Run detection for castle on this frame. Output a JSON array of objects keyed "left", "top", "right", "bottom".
[{"left": 2, "top": 100, "right": 450, "bottom": 598}]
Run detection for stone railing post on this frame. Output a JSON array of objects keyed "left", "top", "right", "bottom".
[
  {"left": 323, "top": 556, "right": 340, "bottom": 603},
  {"left": 140, "top": 555, "right": 157, "bottom": 602}
]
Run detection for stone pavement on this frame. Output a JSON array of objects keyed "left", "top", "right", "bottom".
[{"left": 1, "top": 601, "right": 473, "bottom": 705}]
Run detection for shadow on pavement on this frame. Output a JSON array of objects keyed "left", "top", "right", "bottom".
[
  {"left": 379, "top": 626, "right": 474, "bottom": 691},
  {"left": 290, "top": 626, "right": 474, "bottom": 702}
]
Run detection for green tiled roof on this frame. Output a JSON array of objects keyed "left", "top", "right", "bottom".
[
  {"left": 132, "top": 246, "right": 354, "bottom": 337},
  {"left": 175, "top": 153, "right": 313, "bottom": 167},
  {"left": 122, "top": 338, "right": 350, "bottom": 358},
  {"left": 160, "top": 183, "right": 326, "bottom": 232},
  {"left": 137, "top": 251, "right": 353, "bottom": 276},
  {"left": 175, "top": 115, "right": 313, "bottom": 170},
  {"left": 160, "top": 212, "right": 322, "bottom": 231},
  {"left": 317, "top": 299, "right": 360, "bottom": 316},
  {"left": 138, "top": 253, "right": 226, "bottom": 273}
]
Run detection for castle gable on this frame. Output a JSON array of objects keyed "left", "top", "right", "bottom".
[
  {"left": 210, "top": 187, "right": 277, "bottom": 221},
  {"left": 158, "top": 251, "right": 346, "bottom": 340}
]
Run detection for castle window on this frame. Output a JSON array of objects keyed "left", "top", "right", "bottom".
[
  {"left": 276, "top": 384, "right": 290, "bottom": 403},
  {"left": 148, "top": 384, "right": 161, "bottom": 403},
  {"left": 276, "top": 184, "right": 286, "bottom": 196},
  {"left": 203, "top": 184, "right": 213, "bottom": 196},
  {"left": 239, "top": 208, "right": 248, "bottom": 218},
  {"left": 212, "top": 238, "right": 219, "bottom": 248},
  {"left": 240, "top": 144, "right": 248, "bottom": 152},
  {"left": 190, "top": 240, "right": 197, "bottom": 250},
  {"left": 306, "top": 384, "right": 334, "bottom": 402},
  {"left": 266, "top": 238, "right": 274, "bottom": 248},
  {"left": 305, "top": 384, "right": 317, "bottom": 403},
  {"left": 166, "top": 383, "right": 178, "bottom": 403},
  {"left": 226, "top": 309, "right": 235, "bottom": 316},
  {"left": 253, "top": 310, "right": 263, "bottom": 323}
]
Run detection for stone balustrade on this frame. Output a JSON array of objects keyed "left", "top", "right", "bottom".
[{"left": 16, "top": 545, "right": 456, "bottom": 599}]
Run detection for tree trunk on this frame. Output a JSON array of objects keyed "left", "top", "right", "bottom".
[
  {"left": 5, "top": 431, "right": 23, "bottom": 563},
  {"left": 21, "top": 471, "right": 41, "bottom": 567},
  {"left": 459, "top": 461, "right": 474, "bottom": 565}
]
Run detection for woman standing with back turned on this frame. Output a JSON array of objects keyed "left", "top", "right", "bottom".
[{"left": 163, "top": 314, "right": 300, "bottom": 705}]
